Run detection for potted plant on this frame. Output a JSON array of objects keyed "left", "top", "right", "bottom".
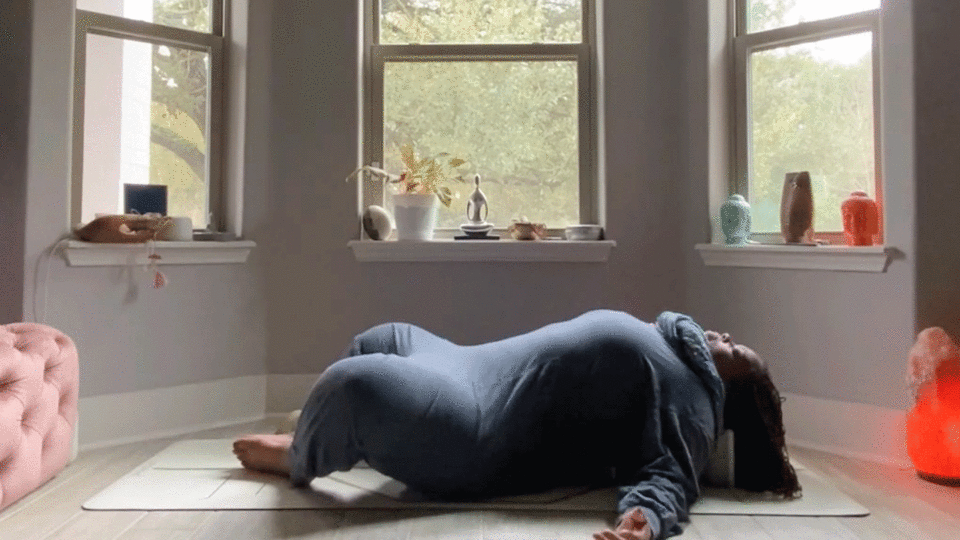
[{"left": 347, "top": 144, "right": 467, "bottom": 240}]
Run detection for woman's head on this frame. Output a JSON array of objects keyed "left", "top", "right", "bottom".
[{"left": 704, "top": 331, "right": 802, "bottom": 499}]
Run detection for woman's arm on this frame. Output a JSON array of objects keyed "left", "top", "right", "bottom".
[
  {"left": 593, "top": 507, "right": 653, "bottom": 540},
  {"left": 604, "top": 451, "right": 698, "bottom": 540}
]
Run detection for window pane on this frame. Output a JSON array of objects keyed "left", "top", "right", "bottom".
[
  {"left": 77, "top": 0, "right": 213, "bottom": 33},
  {"left": 748, "top": 32, "right": 875, "bottom": 233},
  {"left": 380, "top": 0, "right": 582, "bottom": 44},
  {"left": 81, "top": 33, "right": 210, "bottom": 227},
  {"left": 747, "top": 0, "right": 880, "bottom": 33},
  {"left": 384, "top": 61, "right": 579, "bottom": 228}
]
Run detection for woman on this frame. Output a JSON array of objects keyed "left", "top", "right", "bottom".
[{"left": 234, "top": 310, "right": 800, "bottom": 540}]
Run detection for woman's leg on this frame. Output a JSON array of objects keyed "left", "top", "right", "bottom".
[
  {"left": 288, "top": 351, "right": 490, "bottom": 495},
  {"left": 235, "top": 323, "right": 463, "bottom": 483},
  {"left": 343, "top": 322, "right": 458, "bottom": 358}
]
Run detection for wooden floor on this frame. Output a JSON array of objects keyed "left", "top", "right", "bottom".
[{"left": 3, "top": 419, "right": 959, "bottom": 540}]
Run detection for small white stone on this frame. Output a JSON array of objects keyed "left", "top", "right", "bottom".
[{"left": 362, "top": 205, "right": 394, "bottom": 241}]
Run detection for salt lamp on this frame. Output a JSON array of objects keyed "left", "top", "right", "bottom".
[{"left": 906, "top": 327, "right": 960, "bottom": 485}]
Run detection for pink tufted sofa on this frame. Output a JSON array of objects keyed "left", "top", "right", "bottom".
[{"left": 0, "top": 323, "right": 78, "bottom": 511}]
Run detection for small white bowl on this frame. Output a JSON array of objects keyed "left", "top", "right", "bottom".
[{"left": 565, "top": 224, "right": 603, "bottom": 241}]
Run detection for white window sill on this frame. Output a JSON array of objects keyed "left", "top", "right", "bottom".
[
  {"left": 63, "top": 240, "right": 256, "bottom": 267},
  {"left": 695, "top": 243, "right": 893, "bottom": 272},
  {"left": 349, "top": 239, "right": 616, "bottom": 263}
]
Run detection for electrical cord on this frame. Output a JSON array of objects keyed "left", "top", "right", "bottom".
[
  {"left": 34, "top": 225, "right": 169, "bottom": 325},
  {"left": 33, "top": 233, "right": 73, "bottom": 325}
]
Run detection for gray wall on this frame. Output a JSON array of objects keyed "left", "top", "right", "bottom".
[
  {"left": 681, "top": 0, "right": 917, "bottom": 410},
  {"left": 18, "top": 0, "right": 269, "bottom": 397},
  {"left": 6, "top": 0, "right": 933, "bottom": 415},
  {"left": 261, "top": 0, "right": 695, "bottom": 376},
  {"left": 262, "top": 0, "right": 920, "bottom": 412},
  {"left": 914, "top": 0, "right": 960, "bottom": 341},
  {"left": 0, "top": 0, "right": 32, "bottom": 323}
]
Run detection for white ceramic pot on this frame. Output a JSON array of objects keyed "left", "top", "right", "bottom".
[{"left": 392, "top": 193, "right": 439, "bottom": 241}]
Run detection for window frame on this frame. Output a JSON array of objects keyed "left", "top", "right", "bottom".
[
  {"left": 361, "top": 0, "right": 599, "bottom": 238},
  {"left": 72, "top": 1, "right": 227, "bottom": 231},
  {"left": 732, "top": 1, "right": 883, "bottom": 245}
]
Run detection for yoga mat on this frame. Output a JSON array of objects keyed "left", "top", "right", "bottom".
[{"left": 83, "top": 440, "right": 869, "bottom": 516}]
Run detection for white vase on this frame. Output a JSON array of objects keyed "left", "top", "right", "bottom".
[{"left": 392, "top": 193, "right": 439, "bottom": 241}]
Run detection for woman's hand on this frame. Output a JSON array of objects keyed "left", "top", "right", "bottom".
[{"left": 593, "top": 507, "right": 653, "bottom": 540}]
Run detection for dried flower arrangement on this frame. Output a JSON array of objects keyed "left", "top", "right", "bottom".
[{"left": 347, "top": 144, "right": 468, "bottom": 207}]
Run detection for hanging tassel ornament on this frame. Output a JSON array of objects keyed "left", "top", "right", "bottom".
[{"left": 146, "top": 240, "right": 168, "bottom": 289}]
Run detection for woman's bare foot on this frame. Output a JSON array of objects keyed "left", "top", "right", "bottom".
[{"left": 232, "top": 434, "right": 294, "bottom": 477}]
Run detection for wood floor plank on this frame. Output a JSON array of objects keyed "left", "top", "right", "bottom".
[
  {"left": 187, "top": 510, "right": 280, "bottom": 540},
  {"left": 794, "top": 447, "right": 960, "bottom": 540},
  {"left": 7, "top": 426, "right": 960, "bottom": 540},
  {"left": 41, "top": 510, "right": 146, "bottom": 540},
  {"left": 754, "top": 516, "right": 861, "bottom": 540},
  {"left": 272, "top": 510, "right": 345, "bottom": 539},
  {"left": 481, "top": 510, "right": 611, "bottom": 540},
  {"left": 115, "top": 530, "right": 195, "bottom": 540},
  {"left": 405, "top": 510, "right": 483, "bottom": 540},
  {"left": 835, "top": 511, "right": 929, "bottom": 540},
  {"left": 120, "top": 511, "right": 213, "bottom": 531},
  {"left": 673, "top": 521, "right": 707, "bottom": 539},
  {"left": 0, "top": 441, "right": 170, "bottom": 540},
  {"left": 333, "top": 509, "right": 415, "bottom": 540},
  {"left": 686, "top": 515, "right": 775, "bottom": 540},
  {"left": 0, "top": 445, "right": 129, "bottom": 521}
]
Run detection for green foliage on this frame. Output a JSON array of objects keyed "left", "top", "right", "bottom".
[
  {"left": 747, "top": 0, "right": 793, "bottom": 32},
  {"left": 748, "top": 2, "right": 875, "bottom": 233},
  {"left": 147, "top": 0, "right": 211, "bottom": 227},
  {"left": 381, "top": 0, "right": 581, "bottom": 44},
  {"left": 381, "top": 0, "right": 582, "bottom": 228}
]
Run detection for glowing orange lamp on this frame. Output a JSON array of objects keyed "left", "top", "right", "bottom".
[{"left": 906, "top": 328, "right": 960, "bottom": 485}]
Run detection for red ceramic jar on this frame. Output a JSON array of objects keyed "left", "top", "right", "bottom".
[{"left": 841, "top": 191, "right": 880, "bottom": 246}]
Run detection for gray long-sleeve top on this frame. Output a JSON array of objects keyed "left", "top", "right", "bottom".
[{"left": 468, "top": 309, "right": 725, "bottom": 539}]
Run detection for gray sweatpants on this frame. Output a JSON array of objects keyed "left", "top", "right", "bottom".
[{"left": 287, "top": 322, "right": 497, "bottom": 496}]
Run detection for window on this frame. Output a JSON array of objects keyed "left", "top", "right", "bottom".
[
  {"left": 734, "top": 0, "right": 881, "bottom": 243},
  {"left": 73, "top": 0, "right": 224, "bottom": 230},
  {"left": 363, "top": 0, "right": 598, "bottom": 234}
]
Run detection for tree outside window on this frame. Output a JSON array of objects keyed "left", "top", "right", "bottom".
[
  {"left": 370, "top": 0, "right": 594, "bottom": 231},
  {"left": 75, "top": 0, "right": 220, "bottom": 229},
  {"left": 737, "top": 0, "right": 881, "bottom": 237}
]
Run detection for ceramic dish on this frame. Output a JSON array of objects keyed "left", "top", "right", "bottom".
[{"left": 565, "top": 224, "right": 603, "bottom": 241}]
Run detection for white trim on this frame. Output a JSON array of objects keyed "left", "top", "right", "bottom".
[
  {"left": 736, "top": 10, "right": 879, "bottom": 51},
  {"left": 349, "top": 239, "right": 616, "bottom": 263},
  {"left": 695, "top": 243, "right": 892, "bottom": 272},
  {"left": 781, "top": 392, "right": 910, "bottom": 468},
  {"left": 77, "top": 375, "right": 266, "bottom": 451},
  {"left": 63, "top": 240, "right": 255, "bottom": 266}
]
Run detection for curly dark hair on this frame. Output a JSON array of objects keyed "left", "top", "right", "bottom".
[{"left": 723, "top": 369, "right": 802, "bottom": 498}]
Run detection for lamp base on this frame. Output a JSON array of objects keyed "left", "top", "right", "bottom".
[{"left": 916, "top": 470, "right": 960, "bottom": 487}]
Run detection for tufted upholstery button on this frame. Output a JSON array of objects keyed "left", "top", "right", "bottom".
[{"left": 0, "top": 323, "right": 78, "bottom": 511}]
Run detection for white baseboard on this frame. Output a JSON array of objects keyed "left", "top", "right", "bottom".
[
  {"left": 77, "top": 375, "right": 912, "bottom": 469},
  {"left": 78, "top": 375, "right": 267, "bottom": 452},
  {"left": 781, "top": 392, "right": 910, "bottom": 468}
]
